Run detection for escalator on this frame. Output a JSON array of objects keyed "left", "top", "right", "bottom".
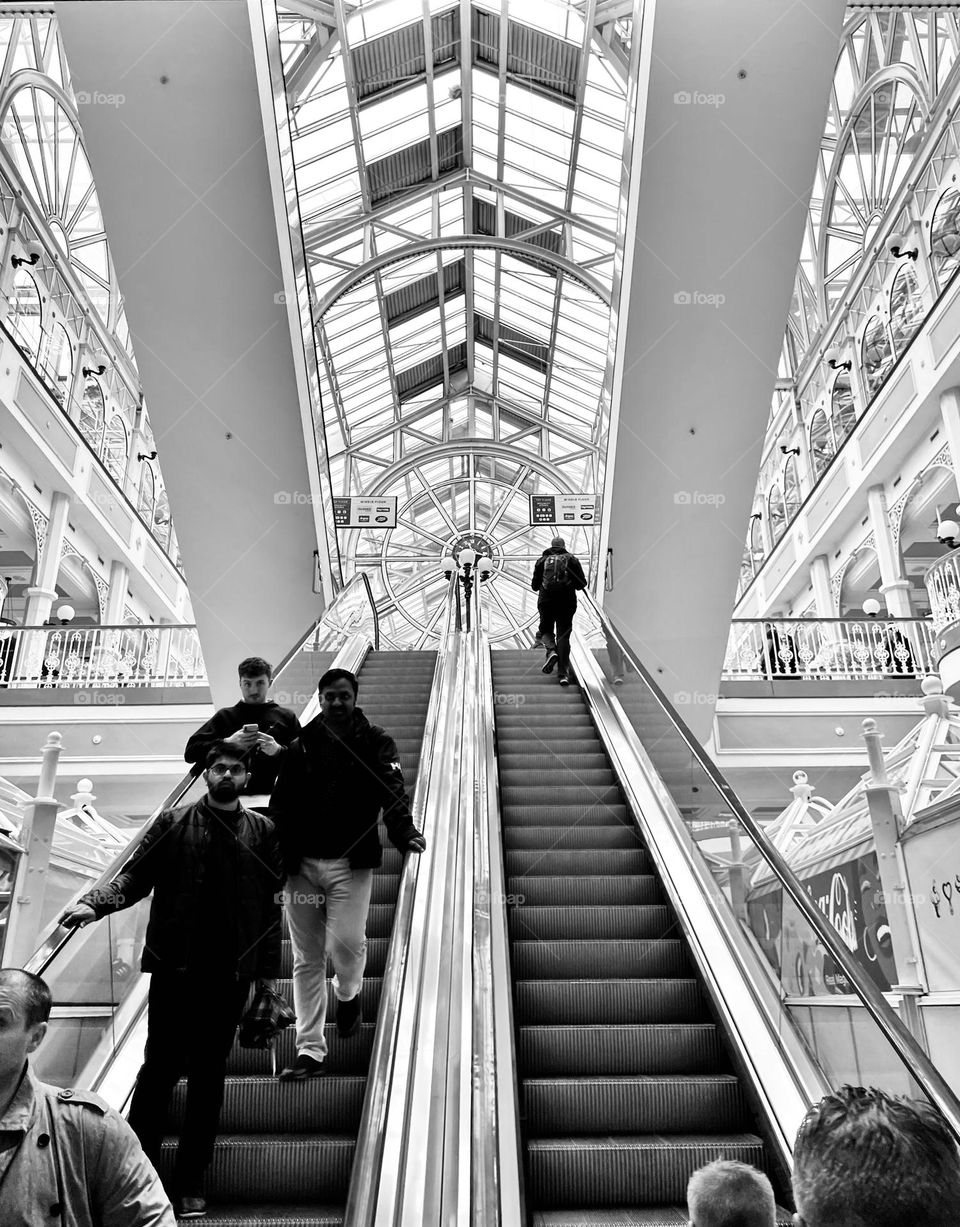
[
  {"left": 159, "top": 649, "right": 438, "bottom": 1223},
  {"left": 492, "top": 650, "right": 778, "bottom": 1224}
]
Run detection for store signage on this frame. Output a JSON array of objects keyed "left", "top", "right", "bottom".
[
  {"left": 332, "top": 496, "right": 397, "bottom": 528},
  {"left": 529, "top": 494, "right": 598, "bottom": 526}
]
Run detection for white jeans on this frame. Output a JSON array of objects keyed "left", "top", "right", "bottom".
[{"left": 285, "top": 857, "right": 374, "bottom": 1062}]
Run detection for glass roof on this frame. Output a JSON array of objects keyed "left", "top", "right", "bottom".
[{"left": 275, "top": 0, "right": 638, "bottom": 645}]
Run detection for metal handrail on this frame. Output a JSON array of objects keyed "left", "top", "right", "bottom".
[
  {"left": 584, "top": 591, "right": 960, "bottom": 1142},
  {"left": 344, "top": 571, "right": 456, "bottom": 1225},
  {"left": 23, "top": 580, "right": 377, "bottom": 978}
]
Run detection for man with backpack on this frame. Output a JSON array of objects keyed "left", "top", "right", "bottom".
[{"left": 531, "top": 536, "right": 588, "bottom": 687}]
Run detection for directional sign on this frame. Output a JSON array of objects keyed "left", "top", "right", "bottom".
[
  {"left": 529, "top": 494, "right": 599, "bottom": 526},
  {"left": 332, "top": 496, "right": 397, "bottom": 528}
]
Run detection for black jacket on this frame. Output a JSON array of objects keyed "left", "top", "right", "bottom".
[
  {"left": 270, "top": 707, "right": 420, "bottom": 872},
  {"left": 531, "top": 546, "right": 588, "bottom": 597},
  {"left": 185, "top": 701, "right": 300, "bottom": 795},
  {"left": 80, "top": 799, "right": 282, "bottom": 979}
]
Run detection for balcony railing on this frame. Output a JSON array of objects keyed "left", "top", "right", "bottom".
[
  {"left": 723, "top": 618, "right": 936, "bottom": 682},
  {"left": 926, "top": 549, "right": 960, "bottom": 632},
  {"left": 0, "top": 624, "right": 207, "bottom": 689}
]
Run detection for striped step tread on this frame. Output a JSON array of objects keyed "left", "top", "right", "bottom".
[
  {"left": 185, "top": 1208, "right": 343, "bottom": 1226},
  {"left": 532, "top": 1212, "right": 795, "bottom": 1227},
  {"left": 503, "top": 827, "right": 641, "bottom": 851},
  {"left": 505, "top": 849, "right": 650, "bottom": 876},
  {"left": 506, "top": 877, "right": 662, "bottom": 906},
  {"left": 499, "top": 754, "right": 611, "bottom": 770},
  {"left": 227, "top": 1024, "right": 376, "bottom": 1076},
  {"left": 517, "top": 1025, "right": 722, "bottom": 1077},
  {"left": 504, "top": 805, "right": 633, "bottom": 827},
  {"left": 272, "top": 977, "right": 383, "bottom": 1016},
  {"left": 514, "top": 980, "right": 705, "bottom": 1025},
  {"left": 526, "top": 1134, "right": 765, "bottom": 1208},
  {"left": 523, "top": 1075, "right": 748, "bottom": 1135},
  {"left": 500, "top": 742, "right": 619, "bottom": 758},
  {"left": 507, "top": 905, "right": 674, "bottom": 941},
  {"left": 158, "top": 1134, "right": 355, "bottom": 1201},
  {"left": 501, "top": 780, "right": 624, "bottom": 805},
  {"left": 169, "top": 1075, "right": 367, "bottom": 1132}
]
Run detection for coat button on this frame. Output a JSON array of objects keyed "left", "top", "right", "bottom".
[
  {"left": 58, "top": 1089, "right": 73, "bottom": 1099},
  {"left": 37, "top": 1134, "right": 50, "bottom": 1148}
]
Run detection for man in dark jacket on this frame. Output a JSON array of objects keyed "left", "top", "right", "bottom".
[
  {"left": 270, "top": 668, "right": 426, "bottom": 1081},
  {"left": 184, "top": 655, "right": 300, "bottom": 807},
  {"left": 61, "top": 742, "right": 283, "bottom": 1218},
  {"left": 531, "top": 536, "right": 588, "bottom": 687}
]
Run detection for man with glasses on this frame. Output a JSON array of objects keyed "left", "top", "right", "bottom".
[{"left": 61, "top": 742, "right": 282, "bottom": 1220}]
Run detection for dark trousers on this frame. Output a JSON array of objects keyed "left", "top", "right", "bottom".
[
  {"left": 538, "top": 596, "right": 577, "bottom": 678},
  {"left": 127, "top": 970, "right": 250, "bottom": 1195}
]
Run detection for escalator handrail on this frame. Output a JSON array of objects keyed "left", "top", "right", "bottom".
[
  {"left": 23, "top": 579, "right": 372, "bottom": 978},
  {"left": 344, "top": 570, "right": 459, "bottom": 1225},
  {"left": 581, "top": 590, "right": 960, "bottom": 1141}
]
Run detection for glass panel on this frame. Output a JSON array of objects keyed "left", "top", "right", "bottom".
[
  {"left": 102, "top": 415, "right": 128, "bottom": 483},
  {"left": 768, "top": 485, "right": 787, "bottom": 546},
  {"left": 830, "top": 373, "right": 856, "bottom": 447},
  {"left": 931, "top": 186, "right": 960, "bottom": 290},
  {"left": 9, "top": 269, "right": 42, "bottom": 359},
  {"left": 43, "top": 322, "right": 72, "bottom": 406},
  {"left": 575, "top": 600, "right": 959, "bottom": 1112},
  {"left": 889, "top": 264, "right": 925, "bottom": 354},
  {"left": 862, "top": 315, "right": 894, "bottom": 397},
  {"left": 809, "top": 408, "right": 834, "bottom": 477},
  {"left": 78, "top": 377, "right": 105, "bottom": 454}
]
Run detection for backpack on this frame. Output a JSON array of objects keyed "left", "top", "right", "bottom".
[{"left": 541, "top": 552, "right": 573, "bottom": 593}]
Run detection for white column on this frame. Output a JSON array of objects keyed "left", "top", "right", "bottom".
[
  {"left": 22, "top": 491, "right": 70, "bottom": 626},
  {"left": 939, "top": 387, "right": 960, "bottom": 476},
  {"left": 866, "top": 485, "right": 914, "bottom": 617},
  {"left": 104, "top": 560, "right": 128, "bottom": 625},
  {"left": 809, "top": 554, "right": 834, "bottom": 616}
]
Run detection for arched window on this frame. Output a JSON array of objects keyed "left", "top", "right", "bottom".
[
  {"left": 889, "top": 264, "right": 925, "bottom": 354},
  {"left": 831, "top": 373, "right": 856, "bottom": 447},
  {"left": 152, "top": 487, "right": 171, "bottom": 550},
  {"left": 78, "top": 377, "right": 105, "bottom": 454},
  {"left": 930, "top": 186, "right": 960, "bottom": 291},
  {"left": 138, "top": 463, "right": 156, "bottom": 524},
  {"left": 102, "top": 414, "right": 128, "bottom": 482},
  {"left": 44, "top": 323, "right": 73, "bottom": 408},
  {"left": 861, "top": 315, "right": 894, "bottom": 397},
  {"left": 809, "top": 408, "right": 834, "bottom": 478},
  {"left": 768, "top": 485, "right": 787, "bottom": 546},
  {"left": 783, "top": 455, "right": 801, "bottom": 519},
  {"left": 9, "top": 270, "right": 42, "bottom": 360}
]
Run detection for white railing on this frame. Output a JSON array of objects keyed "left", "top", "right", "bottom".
[
  {"left": 926, "top": 550, "right": 960, "bottom": 632},
  {"left": 0, "top": 624, "right": 207, "bottom": 689},
  {"left": 723, "top": 618, "right": 936, "bottom": 681}
]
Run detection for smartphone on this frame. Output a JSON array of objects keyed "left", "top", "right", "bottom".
[{"left": 243, "top": 724, "right": 258, "bottom": 734}]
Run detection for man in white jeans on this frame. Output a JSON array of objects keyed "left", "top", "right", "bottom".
[{"left": 270, "top": 668, "right": 426, "bottom": 1079}]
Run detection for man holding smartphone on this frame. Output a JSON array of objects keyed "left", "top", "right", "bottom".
[{"left": 185, "top": 656, "right": 300, "bottom": 808}]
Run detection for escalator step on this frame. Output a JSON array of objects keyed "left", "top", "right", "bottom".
[
  {"left": 499, "top": 754, "right": 611, "bottom": 771},
  {"left": 187, "top": 1208, "right": 343, "bottom": 1226},
  {"left": 512, "top": 940, "right": 687, "bottom": 979},
  {"left": 506, "top": 850, "right": 650, "bottom": 876},
  {"left": 496, "top": 716, "right": 595, "bottom": 731},
  {"left": 532, "top": 1211, "right": 795, "bottom": 1227},
  {"left": 526, "top": 1134, "right": 765, "bottom": 1209},
  {"left": 282, "top": 905, "right": 395, "bottom": 940},
  {"left": 502, "top": 783, "right": 623, "bottom": 805},
  {"left": 503, "top": 804, "right": 631, "bottom": 825},
  {"left": 523, "top": 1075, "right": 747, "bottom": 1135},
  {"left": 158, "top": 1134, "right": 355, "bottom": 1201},
  {"left": 501, "top": 769, "right": 618, "bottom": 789},
  {"left": 280, "top": 939, "right": 391, "bottom": 978},
  {"left": 227, "top": 1024, "right": 375, "bottom": 1077},
  {"left": 518, "top": 1025, "right": 722, "bottom": 1076},
  {"left": 504, "top": 827, "right": 641, "bottom": 851},
  {"left": 169, "top": 1076, "right": 367, "bottom": 1132},
  {"left": 498, "top": 741, "right": 614, "bottom": 758},
  {"left": 514, "top": 980, "right": 705, "bottom": 1025},
  {"left": 273, "top": 978, "right": 383, "bottom": 1017},
  {"left": 507, "top": 877, "right": 662, "bottom": 907},
  {"left": 508, "top": 906, "right": 674, "bottom": 941}
]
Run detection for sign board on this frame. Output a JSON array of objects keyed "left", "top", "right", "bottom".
[
  {"left": 332, "top": 496, "right": 397, "bottom": 528},
  {"left": 529, "top": 494, "right": 599, "bottom": 526},
  {"left": 902, "top": 816, "right": 960, "bottom": 993}
]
